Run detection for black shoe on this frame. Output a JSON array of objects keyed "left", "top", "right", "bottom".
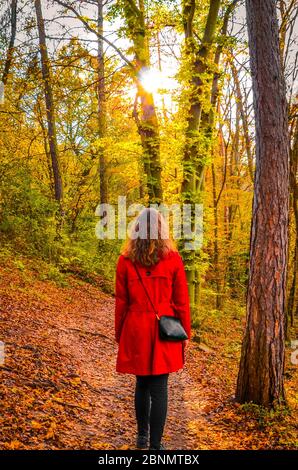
[
  {"left": 149, "top": 443, "right": 166, "bottom": 450},
  {"left": 136, "top": 434, "right": 148, "bottom": 449}
]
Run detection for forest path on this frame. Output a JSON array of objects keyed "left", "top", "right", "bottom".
[{"left": 0, "top": 264, "right": 217, "bottom": 450}]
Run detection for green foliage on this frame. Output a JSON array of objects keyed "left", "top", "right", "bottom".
[
  {"left": 39, "top": 264, "right": 69, "bottom": 287},
  {"left": 0, "top": 166, "right": 57, "bottom": 253},
  {"left": 239, "top": 402, "right": 290, "bottom": 428}
]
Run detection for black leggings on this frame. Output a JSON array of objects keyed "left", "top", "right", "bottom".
[{"left": 135, "top": 373, "right": 169, "bottom": 448}]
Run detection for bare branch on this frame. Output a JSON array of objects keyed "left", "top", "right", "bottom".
[{"left": 53, "top": 0, "right": 135, "bottom": 70}]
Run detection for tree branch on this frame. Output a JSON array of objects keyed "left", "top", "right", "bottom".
[{"left": 53, "top": 0, "right": 135, "bottom": 70}]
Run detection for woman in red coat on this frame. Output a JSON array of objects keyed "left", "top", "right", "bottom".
[{"left": 114, "top": 207, "right": 191, "bottom": 450}]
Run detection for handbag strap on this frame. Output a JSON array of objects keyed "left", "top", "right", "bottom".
[{"left": 132, "top": 262, "right": 160, "bottom": 320}]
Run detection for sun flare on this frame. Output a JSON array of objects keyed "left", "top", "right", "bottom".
[{"left": 138, "top": 67, "right": 173, "bottom": 94}]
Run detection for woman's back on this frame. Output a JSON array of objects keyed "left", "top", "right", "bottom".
[
  {"left": 115, "top": 249, "right": 191, "bottom": 375},
  {"left": 119, "top": 250, "right": 180, "bottom": 314}
]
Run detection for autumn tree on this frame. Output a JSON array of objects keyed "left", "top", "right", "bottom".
[
  {"left": 35, "top": 0, "right": 63, "bottom": 211},
  {"left": 236, "top": 0, "right": 290, "bottom": 407},
  {"left": 1, "top": 0, "right": 17, "bottom": 89},
  {"left": 97, "top": 0, "right": 108, "bottom": 204},
  {"left": 277, "top": 0, "right": 298, "bottom": 331},
  {"left": 117, "top": 0, "right": 163, "bottom": 204}
]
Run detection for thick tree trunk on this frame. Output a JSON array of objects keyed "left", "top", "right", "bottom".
[
  {"left": 35, "top": 0, "right": 63, "bottom": 203},
  {"left": 236, "top": 0, "right": 290, "bottom": 407}
]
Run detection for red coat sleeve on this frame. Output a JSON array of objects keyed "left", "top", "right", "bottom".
[
  {"left": 114, "top": 255, "right": 128, "bottom": 343},
  {"left": 172, "top": 253, "right": 191, "bottom": 339}
]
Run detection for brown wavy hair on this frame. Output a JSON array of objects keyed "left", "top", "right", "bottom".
[{"left": 121, "top": 207, "right": 177, "bottom": 266}]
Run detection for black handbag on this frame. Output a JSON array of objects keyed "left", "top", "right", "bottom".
[{"left": 132, "top": 262, "right": 188, "bottom": 342}]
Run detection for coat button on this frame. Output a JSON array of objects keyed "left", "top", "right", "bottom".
[{"left": 146, "top": 271, "right": 151, "bottom": 276}]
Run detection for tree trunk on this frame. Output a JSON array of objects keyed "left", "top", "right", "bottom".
[
  {"left": 199, "top": 1, "right": 238, "bottom": 310},
  {"left": 2, "top": 0, "right": 17, "bottom": 86},
  {"left": 122, "top": 0, "right": 163, "bottom": 204},
  {"left": 230, "top": 59, "right": 254, "bottom": 182},
  {"left": 236, "top": 0, "right": 290, "bottom": 407},
  {"left": 211, "top": 162, "right": 222, "bottom": 308},
  {"left": 181, "top": 0, "right": 221, "bottom": 201},
  {"left": 97, "top": 0, "right": 108, "bottom": 204},
  {"left": 287, "top": 117, "right": 298, "bottom": 325},
  {"left": 181, "top": 0, "right": 221, "bottom": 315},
  {"left": 35, "top": 0, "right": 63, "bottom": 204}
]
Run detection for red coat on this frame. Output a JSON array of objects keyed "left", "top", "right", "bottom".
[{"left": 114, "top": 250, "right": 191, "bottom": 375}]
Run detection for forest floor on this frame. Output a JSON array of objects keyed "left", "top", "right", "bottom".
[{"left": 0, "top": 253, "right": 298, "bottom": 450}]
